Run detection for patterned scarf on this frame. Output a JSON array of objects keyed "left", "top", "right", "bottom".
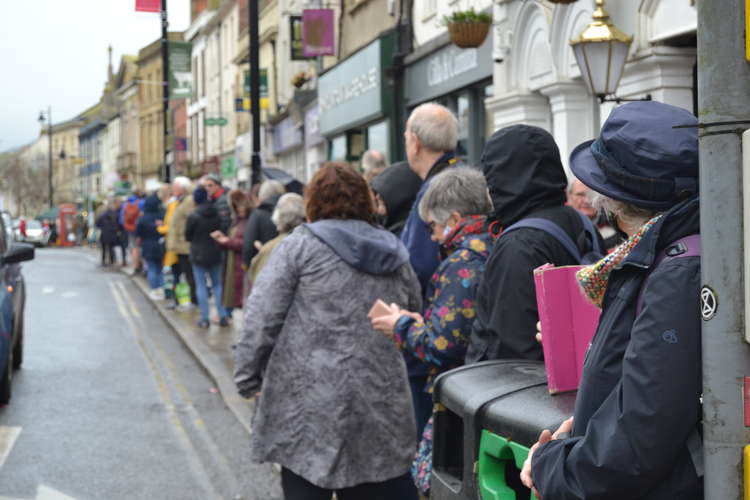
[
  {"left": 441, "top": 215, "right": 493, "bottom": 255},
  {"left": 576, "top": 214, "right": 663, "bottom": 308}
]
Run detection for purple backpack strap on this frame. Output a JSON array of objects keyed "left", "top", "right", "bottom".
[{"left": 636, "top": 234, "right": 701, "bottom": 315}]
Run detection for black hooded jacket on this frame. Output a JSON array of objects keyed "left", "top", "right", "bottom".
[
  {"left": 370, "top": 161, "right": 422, "bottom": 236},
  {"left": 242, "top": 193, "right": 282, "bottom": 267},
  {"left": 467, "top": 125, "right": 600, "bottom": 362},
  {"left": 186, "top": 202, "right": 223, "bottom": 267}
]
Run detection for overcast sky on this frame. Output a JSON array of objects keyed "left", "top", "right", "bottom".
[{"left": 0, "top": 0, "right": 191, "bottom": 152}]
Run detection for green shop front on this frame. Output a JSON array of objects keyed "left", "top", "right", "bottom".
[{"left": 318, "top": 33, "right": 396, "bottom": 165}]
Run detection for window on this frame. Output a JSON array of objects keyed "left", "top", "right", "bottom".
[
  {"left": 423, "top": 0, "right": 437, "bottom": 20},
  {"left": 367, "top": 121, "right": 389, "bottom": 160}
]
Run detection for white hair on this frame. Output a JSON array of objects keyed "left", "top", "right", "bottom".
[
  {"left": 407, "top": 102, "right": 459, "bottom": 153},
  {"left": 418, "top": 166, "right": 492, "bottom": 224},
  {"left": 258, "top": 180, "right": 286, "bottom": 202},
  {"left": 271, "top": 193, "right": 305, "bottom": 233},
  {"left": 172, "top": 176, "right": 192, "bottom": 190}
]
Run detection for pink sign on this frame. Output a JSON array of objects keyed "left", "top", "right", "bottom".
[
  {"left": 136, "top": 0, "right": 160, "bottom": 13},
  {"left": 302, "top": 9, "right": 335, "bottom": 57}
]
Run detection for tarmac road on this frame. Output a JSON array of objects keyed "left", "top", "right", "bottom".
[{"left": 0, "top": 247, "right": 281, "bottom": 500}]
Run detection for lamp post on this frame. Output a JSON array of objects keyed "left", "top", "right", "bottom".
[
  {"left": 38, "top": 107, "right": 54, "bottom": 209},
  {"left": 570, "top": 0, "right": 650, "bottom": 103}
]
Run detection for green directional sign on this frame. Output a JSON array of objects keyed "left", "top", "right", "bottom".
[{"left": 204, "top": 117, "right": 228, "bottom": 127}]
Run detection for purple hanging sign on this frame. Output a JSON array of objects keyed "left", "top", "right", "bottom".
[{"left": 302, "top": 9, "right": 335, "bottom": 57}]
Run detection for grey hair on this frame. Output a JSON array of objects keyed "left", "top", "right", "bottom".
[
  {"left": 172, "top": 176, "right": 192, "bottom": 190},
  {"left": 271, "top": 193, "right": 305, "bottom": 233},
  {"left": 361, "top": 150, "right": 387, "bottom": 173},
  {"left": 407, "top": 102, "right": 459, "bottom": 153},
  {"left": 258, "top": 180, "right": 286, "bottom": 201},
  {"left": 418, "top": 166, "right": 493, "bottom": 224},
  {"left": 591, "top": 192, "right": 660, "bottom": 229}
]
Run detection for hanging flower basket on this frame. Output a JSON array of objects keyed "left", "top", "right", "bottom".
[{"left": 444, "top": 9, "right": 492, "bottom": 49}]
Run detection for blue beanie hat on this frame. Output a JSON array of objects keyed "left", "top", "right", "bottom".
[{"left": 193, "top": 186, "right": 208, "bottom": 205}]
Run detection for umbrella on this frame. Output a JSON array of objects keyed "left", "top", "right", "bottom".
[
  {"left": 262, "top": 167, "right": 304, "bottom": 194},
  {"left": 35, "top": 207, "right": 59, "bottom": 221}
]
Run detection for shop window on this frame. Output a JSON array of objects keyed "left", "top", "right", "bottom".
[
  {"left": 330, "top": 135, "right": 346, "bottom": 161},
  {"left": 423, "top": 0, "right": 437, "bottom": 20},
  {"left": 348, "top": 130, "right": 365, "bottom": 160},
  {"left": 367, "top": 121, "right": 390, "bottom": 161}
]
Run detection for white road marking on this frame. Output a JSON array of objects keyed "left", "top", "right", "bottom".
[
  {"left": 41, "top": 287, "right": 55, "bottom": 294},
  {"left": 0, "top": 485, "right": 77, "bottom": 500},
  {"left": 0, "top": 426, "right": 21, "bottom": 469},
  {"left": 60, "top": 291, "right": 78, "bottom": 299}
]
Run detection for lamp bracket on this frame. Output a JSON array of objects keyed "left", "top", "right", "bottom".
[{"left": 599, "top": 94, "right": 652, "bottom": 104}]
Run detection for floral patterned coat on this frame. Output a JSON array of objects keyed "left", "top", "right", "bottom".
[{"left": 394, "top": 230, "right": 493, "bottom": 391}]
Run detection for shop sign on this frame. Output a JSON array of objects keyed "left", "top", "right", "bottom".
[
  {"left": 244, "top": 69, "right": 270, "bottom": 109},
  {"left": 304, "top": 105, "right": 324, "bottom": 147},
  {"left": 273, "top": 116, "right": 304, "bottom": 155},
  {"left": 302, "top": 9, "right": 335, "bottom": 57},
  {"left": 290, "top": 16, "right": 313, "bottom": 61},
  {"left": 221, "top": 157, "right": 237, "bottom": 179},
  {"left": 318, "top": 38, "right": 385, "bottom": 136},
  {"left": 404, "top": 34, "right": 492, "bottom": 106}
]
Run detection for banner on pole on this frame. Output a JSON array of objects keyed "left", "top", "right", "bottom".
[
  {"left": 135, "top": 0, "right": 160, "bottom": 13},
  {"left": 302, "top": 9, "right": 335, "bottom": 57},
  {"left": 168, "top": 41, "right": 193, "bottom": 99},
  {"left": 244, "top": 69, "right": 270, "bottom": 110}
]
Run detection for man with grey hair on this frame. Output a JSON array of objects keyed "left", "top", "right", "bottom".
[
  {"left": 242, "top": 180, "right": 287, "bottom": 267},
  {"left": 249, "top": 192, "right": 305, "bottom": 282},
  {"left": 361, "top": 149, "right": 388, "bottom": 183},
  {"left": 399, "top": 102, "right": 460, "bottom": 441}
]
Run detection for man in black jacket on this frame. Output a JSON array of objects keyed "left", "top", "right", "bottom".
[{"left": 467, "top": 125, "right": 600, "bottom": 363}]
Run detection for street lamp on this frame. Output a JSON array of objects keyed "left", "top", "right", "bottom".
[
  {"left": 38, "top": 107, "right": 54, "bottom": 209},
  {"left": 570, "top": 0, "right": 650, "bottom": 103}
]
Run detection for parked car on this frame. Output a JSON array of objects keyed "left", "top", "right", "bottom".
[
  {"left": 22, "top": 219, "right": 49, "bottom": 247},
  {"left": 0, "top": 214, "right": 34, "bottom": 405},
  {"left": 0, "top": 212, "right": 13, "bottom": 244}
]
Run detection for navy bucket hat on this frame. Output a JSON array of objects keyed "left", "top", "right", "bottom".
[{"left": 570, "top": 101, "right": 699, "bottom": 210}]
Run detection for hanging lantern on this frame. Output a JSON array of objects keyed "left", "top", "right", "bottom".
[{"left": 570, "top": 0, "right": 632, "bottom": 101}]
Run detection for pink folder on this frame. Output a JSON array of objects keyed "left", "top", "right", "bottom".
[{"left": 533, "top": 264, "right": 601, "bottom": 394}]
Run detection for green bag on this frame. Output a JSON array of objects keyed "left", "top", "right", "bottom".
[{"left": 175, "top": 281, "right": 191, "bottom": 306}]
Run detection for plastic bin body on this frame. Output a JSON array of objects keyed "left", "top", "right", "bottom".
[{"left": 431, "top": 360, "right": 576, "bottom": 500}]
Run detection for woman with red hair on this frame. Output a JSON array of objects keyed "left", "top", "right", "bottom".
[{"left": 234, "top": 163, "right": 421, "bottom": 500}]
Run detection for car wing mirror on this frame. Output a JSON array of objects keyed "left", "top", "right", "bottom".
[{"left": 3, "top": 243, "right": 35, "bottom": 265}]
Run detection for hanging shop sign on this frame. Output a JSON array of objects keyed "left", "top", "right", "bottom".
[
  {"left": 302, "top": 9, "right": 335, "bottom": 57},
  {"left": 169, "top": 41, "right": 193, "bottom": 99},
  {"left": 318, "top": 34, "right": 395, "bottom": 136},
  {"left": 404, "top": 33, "right": 492, "bottom": 106},
  {"left": 304, "top": 105, "right": 324, "bottom": 147},
  {"left": 273, "top": 116, "right": 304, "bottom": 155},
  {"left": 290, "top": 16, "right": 313, "bottom": 61}
]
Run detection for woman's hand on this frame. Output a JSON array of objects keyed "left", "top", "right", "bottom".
[
  {"left": 536, "top": 321, "right": 542, "bottom": 344},
  {"left": 520, "top": 416, "right": 574, "bottom": 497},
  {"left": 370, "top": 302, "right": 405, "bottom": 339}
]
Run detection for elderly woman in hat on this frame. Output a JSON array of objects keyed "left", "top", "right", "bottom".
[{"left": 520, "top": 101, "right": 702, "bottom": 499}]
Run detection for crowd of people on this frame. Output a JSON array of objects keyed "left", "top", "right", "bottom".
[
  {"left": 94, "top": 98, "right": 702, "bottom": 499},
  {"left": 230, "top": 99, "right": 702, "bottom": 500}
]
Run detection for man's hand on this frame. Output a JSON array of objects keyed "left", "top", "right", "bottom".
[{"left": 520, "top": 416, "right": 573, "bottom": 498}]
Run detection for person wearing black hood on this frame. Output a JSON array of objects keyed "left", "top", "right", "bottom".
[
  {"left": 370, "top": 161, "right": 422, "bottom": 236},
  {"left": 467, "top": 125, "right": 602, "bottom": 363},
  {"left": 234, "top": 164, "right": 421, "bottom": 500},
  {"left": 186, "top": 186, "right": 230, "bottom": 328},
  {"left": 241, "top": 180, "right": 285, "bottom": 268},
  {"left": 135, "top": 194, "right": 165, "bottom": 300},
  {"left": 521, "top": 101, "right": 702, "bottom": 500}
]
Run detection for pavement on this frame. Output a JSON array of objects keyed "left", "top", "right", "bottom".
[{"left": 122, "top": 265, "right": 257, "bottom": 438}]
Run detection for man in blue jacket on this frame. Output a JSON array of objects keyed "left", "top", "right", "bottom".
[{"left": 399, "top": 102, "right": 459, "bottom": 439}]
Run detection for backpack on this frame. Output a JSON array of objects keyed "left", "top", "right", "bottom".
[
  {"left": 503, "top": 211, "right": 604, "bottom": 265},
  {"left": 123, "top": 201, "right": 140, "bottom": 233}
]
